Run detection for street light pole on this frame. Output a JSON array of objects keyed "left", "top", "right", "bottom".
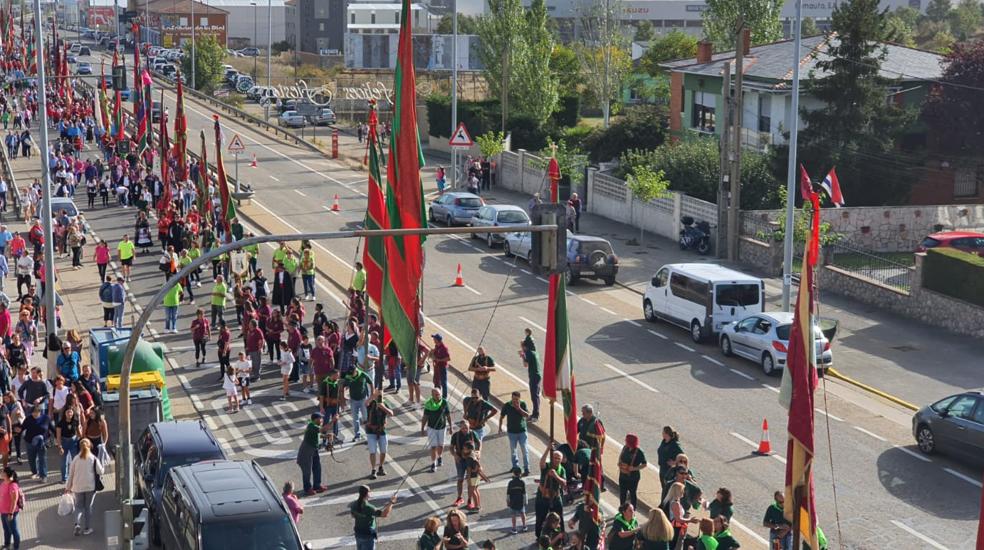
[
  {"left": 449, "top": 0, "right": 457, "bottom": 186},
  {"left": 191, "top": 0, "right": 196, "bottom": 89},
  {"left": 781, "top": 0, "right": 803, "bottom": 311},
  {"left": 251, "top": 2, "right": 257, "bottom": 78}
]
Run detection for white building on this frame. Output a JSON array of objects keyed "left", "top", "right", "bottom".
[
  {"left": 202, "top": 0, "right": 289, "bottom": 48},
  {"left": 345, "top": 2, "right": 432, "bottom": 34}
]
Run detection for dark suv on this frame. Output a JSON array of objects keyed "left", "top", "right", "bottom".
[
  {"left": 135, "top": 420, "right": 226, "bottom": 545},
  {"left": 565, "top": 235, "right": 619, "bottom": 286},
  {"left": 160, "top": 460, "right": 304, "bottom": 550}
]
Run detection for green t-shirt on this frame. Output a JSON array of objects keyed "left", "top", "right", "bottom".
[
  {"left": 346, "top": 370, "right": 371, "bottom": 401},
  {"left": 188, "top": 247, "right": 202, "bottom": 261},
  {"left": 523, "top": 335, "right": 541, "bottom": 378},
  {"left": 283, "top": 256, "right": 298, "bottom": 274},
  {"left": 698, "top": 534, "right": 719, "bottom": 550},
  {"left": 273, "top": 247, "right": 287, "bottom": 266},
  {"left": 211, "top": 281, "right": 228, "bottom": 307},
  {"left": 418, "top": 531, "right": 441, "bottom": 550},
  {"left": 366, "top": 400, "right": 388, "bottom": 435},
  {"left": 609, "top": 513, "right": 640, "bottom": 550},
  {"left": 302, "top": 421, "right": 320, "bottom": 449},
  {"left": 352, "top": 269, "right": 367, "bottom": 292},
  {"left": 350, "top": 500, "right": 381, "bottom": 535},
  {"left": 763, "top": 502, "right": 790, "bottom": 531},
  {"left": 301, "top": 254, "right": 316, "bottom": 275},
  {"left": 163, "top": 284, "right": 183, "bottom": 307},
  {"left": 180, "top": 255, "right": 192, "bottom": 269},
  {"left": 117, "top": 240, "right": 135, "bottom": 260},
  {"left": 244, "top": 243, "right": 259, "bottom": 257},
  {"left": 422, "top": 398, "right": 450, "bottom": 430},
  {"left": 501, "top": 401, "right": 528, "bottom": 433}
]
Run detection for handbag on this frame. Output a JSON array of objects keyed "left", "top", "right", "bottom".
[{"left": 93, "top": 459, "right": 104, "bottom": 492}]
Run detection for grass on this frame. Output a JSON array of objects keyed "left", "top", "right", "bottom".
[{"left": 830, "top": 251, "right": 915, "bottom": 270}]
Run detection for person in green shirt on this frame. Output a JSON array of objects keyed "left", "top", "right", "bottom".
[
  {"left": 187, "top": 243, "right": 203, "bottom": 288},
  {"left": 230, "top": 218, "right": 244, "bottom": 242},
  {"left": 272, "top": 242, "right": 288, "bottom": 269},
  {"left": 694, "top": 518, "right": 719, "bottom": 550},
  {"left": 283, "top": 251, "right": 299, "bottom": 277},
  {"left": 763, "top": 491, "right": 792, "bottom": 550},
  {"left": 352, "top": 261, "right": 367, "bottom": 294},
  {"left": 295, "top": 413, "right": 327, "bottom": 495},
  {"left": 346, "top": 368, "right": 372, "bottom": 440},
  {"left": 498, "top": 391, "right": 531, "bottom": 475},
  {"left": 162, "top": 282, "right": 183, "bottom": 332},
  {"left": 712, "top": 515, "right": 741, "bottom": 550},
  {"left": 243, "top": 234, "right": 259, "bottom": 276},
  {"left": 420, "top": 388, "right": 451, "bottom": 473},
  {"left": 178, "top": 250, "right": 195, "bottom": 302},
  {"left": 418, "top": 516, "right": 442, "bottom": 550},
  {"left": 117, "top": 234, "right": 135, "bottom": 282},
  {"left": 351, "top": 484, "right": 396, "bottom": 549},
  {"left": 300, "top": 248, "right": 316, "bottom": 301},
  {"left": 608, "top": 503, "right": 641, "bottom": 550},
  {"left": 534, "top": 447, "right": 565, "bottom": 538},
  {"left": 210, "top": 275, "right": 228, "bottom": 325},
  {"left": 518, "top": 328, "right": 541, "bottom": 420}
]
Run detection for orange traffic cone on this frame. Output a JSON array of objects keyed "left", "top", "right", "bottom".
[
  {"left": 249, "top": 153, "right": 257, "bottom": 167},
  {"left": 453, "top": 263, "right": 464, "bottom": 287},
  {"left": 331, "top": 194, "right": 340, "bottom": 212},
  {"left": 753, "top": 418, "right": 772, "bottom": 456}
]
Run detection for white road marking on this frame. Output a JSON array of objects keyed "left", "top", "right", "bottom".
[
  {"left": 190, "top": 395, "right": 204, "bottom": 410},
  {"left": 730, "top": 368, "right": 754, "bottom": 380},
  {"left": 943, "top": 467, "right": 983, "bottom": 488},
  {"left": 321, "top": 205, "right": 340, "bottom": 215},
  {"left": 762, "top": 384, "right": 780, "bottom": 393},
  {"left": 519, "top": 269, "right": 531, "bottom": 275},
  {"left": 853, "top": 426, "right": 887, "bottom": 442},
  {"left": 675, "top": 342, "right": 696, "bottom": 352},
  {"left": 294, "top": 189, "right": 307, "bottom": 197},
  {"left": 518, "top": 316, "right": 546, "bottom": 333},
  {"left": 269, "top": 176, "right": 280, "bottom": 182},
  {"left": 648, "top": 329, "right": 668, "bottom": 340},
  {"left": 176, "top": 374, "right": 191, "bottom": 390},
  {"left": 250, "top": 199, "right": 352, "bottom": 269},
  {"left": 701, "top": 354, "right": 725, "bottom": 367},
  {"left": 603, "top": 363, "right": 659, "bottom": 393},
  {"left": 624, "top": 319, "right": 641, "bottom": 327},
  {"left": 600, "top": 307, "right": 617, "bottom": 315},
  {"left": 894, "top": 446, "right": 931, "bottom": 463},
  {"left": 731, "top": 432, "right": 787, "bottom": 464},
  {"left": 890, "top": 520, "right": 950, "bottom": 550},
  {"left": 461, "top": 284, "right": 482, "bottom": 296},
  {"left": 580, "top": 297, "right": 598, "bottom": 306},
  {"left": 814, "top": 408, "right": 843, "bottom": 422}
]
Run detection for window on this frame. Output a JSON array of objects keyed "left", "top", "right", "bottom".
[
  {"left": 351, "top": 13, "right": 356, "bottom": 24},
  {"left": 371, "top": 13, "right": 376, "bottom": 24},
  {"left": 692, "top": 91, "right": 716, "bottom": 133},
  {"left": 179, "top": 17, "right": 188, "bottom": 26},
  {"left": 947, "top": 396, "right": 979, "bottom": 419},
  {"left": 653, "top": 268, "right": 669, "bottom": 288},
  {"left": 972, "top": 402, "right": 984, "bottom": 425},
  {"left": 715, "top": 284, "right": 760, "bottom": 307},
  {"left": 670, "top": 273, "right": 708, "bottom": 306},
  {"left": 752, "top": 319, "right": 772, "bottom": 335},
  {"left": 319, "top": 23, "right": 325, "bottom": 32},
  {"left": 200, "top": 17, "right": 208, "bottom": 27},
  {"left": 736, "top": 317, "right": 758, "bottom": 333},
  {"left": 952, "top": 164, "right": 982, "bottom": 198},
  {"left": 758, "top": 94, "right": 772, "bottom": 133},
  {"left": 930, "top": 396, "right": 957, "bottom": 414},
  {"left": 395, "top": 12, "right": 400, "bottom": 23}
]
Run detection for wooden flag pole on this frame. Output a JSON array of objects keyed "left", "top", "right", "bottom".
[
  {"left": 791, "top": 486, "right": 802, "bottom": 550},
  {"left": 549, "top": 398, "right": 555, "bottom": 444}
]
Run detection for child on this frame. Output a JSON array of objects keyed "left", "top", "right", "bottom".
[
  {"left": 234, "top": 351, "right": 252, "bottom": 405},
  {"left": 222, "top": 365, "right": 239, "bottom": 413},
  {"left": 506, "top": 466, "right": 527, "bottom": 533},
  {"left": 463, "top": 444, "right": 490, "bottom": 512},
  {"left": 278, "top": 341, "right": 295, "bottom": 400},
  {"left": 542, "top": 512, "right": 564, "bottom": 548},
  {"left": 298, "top": 335, "right": 314, "bottom": 393},
  {"left": 283, "top": 481, "right": 304, "bottom": 524}
]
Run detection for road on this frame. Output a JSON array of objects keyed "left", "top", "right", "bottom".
[{"left": 69, "top": 41, "right": 984, "bottom": 549}]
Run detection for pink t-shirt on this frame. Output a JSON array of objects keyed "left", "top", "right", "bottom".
[
  {"left": 0, "top": 480, "right": 21, "bottom": 514},
  {"left": 95, "top": 245, "right": 111, "bottom": 265}
]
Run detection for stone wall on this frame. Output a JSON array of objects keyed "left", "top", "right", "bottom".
[
  {"left": 819, "top": 254, "right": 984, "bottom": 339},
  {"left": 737, "top": 236, "right": 783, "bottom": 277},
  {"left": 743, "top": 204, "right": 984, "bottom": 252}
]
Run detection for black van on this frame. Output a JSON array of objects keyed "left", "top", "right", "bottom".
[
  {"left": 159, "top": 460, "right": 304, "bottom": 550},
  {"left": 135, "top": 421, "right": 226, "bottom": 545}
]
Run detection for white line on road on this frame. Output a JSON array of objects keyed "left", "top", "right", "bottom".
[
  {"left": 648, "top": 329, "right": 668, "bottom": 340},
  {"left": 894, "top": 446, "right": 932, "bottom": 463},
  {"left": 853, "top": 426, "right": 887, "bottom": 442},
  {"left": 890, "top": 520, "right": 949, "bottom": 550},
  {"left": 519, "top": 269, "right": 531, "bottom": 275},
  {"left": 943, "top": 467, "right": 983, "bottom": 487},
  {"left": 762, "top": 384, "right": 780, "bottom": 393},
  {"left": 604, "top": 363, "right": 659, "bottom": 393},
  {"left": 675, "top": 342, "right": 696, "bottom": 352},
  {"left": 536, "top": 277, "right": 548, "bottom": 283},
  {"left": 730, "top": 368, "right": 755, "bottom": 380},
  {"left": 518, "top": 316, "right": 546, "bottom": 333},
  {"left": 624, "top": 319, "right": 641, "bottom": 327},
  {"left": 730, "top": 432, "right": 787, "bottom": 464},
  {"left": 600, "top": 307, "right": 617, "bottom": 315},
  {"left": 321, "top": 205, "right": 340, "bottom": 215},
  {"left": 269, "top": 176, "right": 280, "bottom": 182},
  {"left": 701, "top": 354, "right": 725, "bottom": 367},
  {"left": 461, "top": 284, "right": 482, "bottom": 296},
  {"left": 294, "top": 189, "right": 307, "bottom": 197},
  {"left": 190, "top": 395, "right": 204, "bottom": 410},
  {"left": 580, "top": 297, "right": 598, "bottom": 306},
  {"left": 814, "top": 408, "right": 843, "bottom": 422},
  {"left": 176, "top": 374, "right": 191, "bottom": 391}
]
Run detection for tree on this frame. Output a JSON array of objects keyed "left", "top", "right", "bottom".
[
  {"left": 510, "top": 0, "right": 559, "bottom": 123},
  {"left": 799, "top": 0, "right": 918, "bottom": 206},
  {"left": 626, "top": 165, "right": 670, "bottom": 243},
  {"left": 634, "top": 21, "right": 655, "bottom": 42},
  {"left": 181, "top": 35, "right": 225, "bottom": 93},
  {"left": 436, "top": 13, "right": 480, "bottom": 34},
  {"left": 575, "top": 0, "right": 631, "bottom": 128},
  {"left": 885, "top": 13, "right": 917, "bottom": 46},
  {"left": 270, "top": 40, "right": 292, "bottom": 54},
  {"left": 702, "top": 0, "right": 783, "bottom": 50},
  {"left": 926, "top": 0, "right": 953, "bottom": 22},
  {"left": 476, "top": 131, "right": 506, "bottom": 158},
  {"left": 477, "top": 0, "right": 524, "bottom": 131},
  {"left": 801, "top": 16, "right": 820, "bottom": 37},
  {"left": 550, "top": 44, "right": 581, "bottom": 91},
  {"left": 893, "top": 6, "right": 920, "bottom": 27},
  {"left": 949, "top": 0, "right": 983, "bottom": 39},
  {"left": 640, "top": 30, "right": 698, "bottom": 76},
  {"left": 582, "top": 105, "right": 667, "bottom": 162},
  {"left": 924, "top": 38, "right": 984, "bottom": 155}
]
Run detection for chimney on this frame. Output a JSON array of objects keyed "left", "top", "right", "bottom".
[
  {"left": 742, "top": 28, "right": 751, "bottom": 56},
  {"left": 697, "top": 40, "right": 712, "bottom": 64}
]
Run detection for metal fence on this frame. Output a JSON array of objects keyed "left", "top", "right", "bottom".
[{"left": 827, "top": 239, "right": 914, "bottom": 293}]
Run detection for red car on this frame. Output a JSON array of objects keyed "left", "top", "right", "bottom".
[{"left": 916, "top": 231, "right": 984, "bottom": 256}]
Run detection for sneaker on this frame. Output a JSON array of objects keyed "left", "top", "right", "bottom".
[
  {"left": 247, "top": 398, "right": 253, "bottom": 405},
  {"left": 522, "top": 469, "right": 530, "bottom": 477},
  {"left": 453, "top": 497, "right": 463, "bottom": 507},
  {"left": 511, "top": 528, "right": 518, "bottom": 535},
  {"left": 377, "top": 466, "right": 386, "bottom": 476},
  {"left": 437, "top": 457, "right": 443, "bottom": 467},
  {"left": 279, "top": 396, "right": 287, "bottom": 401},
  {"left": 369, "top": 471, "right": 377, "bottom": 480},
  {"left": 521, "top": 525, "right": 528, "bottom": 532},
  {"left": 428, "top": 464, "right": 436, "bottom": 473},
  {"left": 314, "top": 485, "right": 327, "bottom": 493},
  {"left": 83, "top": 528, "right": 94, "bottom": 535},
  {"left": 74, "top": 525, "right": 81, "bottom": 536}
]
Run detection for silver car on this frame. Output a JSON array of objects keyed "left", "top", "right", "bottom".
[
  {"left": 278, "top": 110, "right": 307, "bottom": 128},
  {"left": 718, "top": 312, "right": 833, "bottom": 376},
  {"left": 504, "top": 231, "right": 535, "bottom": 262},
  {"left": 912, "top": 391, "right": 984, "bottom": 459},
  {"left": 470, "top": 205, "right": 531, "bottom": 248},
  {"left": 428, "top": 192, "right": 484, "bottom": 226}
]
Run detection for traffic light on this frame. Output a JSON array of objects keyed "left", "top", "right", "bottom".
[
  {"left": 530, "top": 204, "right": 567, "bottom": 276},
  {"left": 112, "top": 64, "right": 126, "bottom": 90}
]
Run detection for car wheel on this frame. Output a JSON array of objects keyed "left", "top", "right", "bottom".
[
  {"left": 690, "top": 320, "right": 703, "bottom": 344},
  {"left": 643, "top": 300, "right": 656, "bottom": 322},
  {"left": 720, "top": 336, "right": 733, "bottom": 357},
  {"left": 565, "top": 268, "right": 578, "bottom": 285},
  {"left": 761, "top": 353, "right": 777, "bottom": 376},
  {"left": 504, "top": 241, "right": 512, "bottom": 257},
  {"left": 428, "top": 208, "right": 435, "bottom": 223},
  {"left": 446, "top": 214, "right": 454, "bottom": 227},
  {"left": 526, "top": 250, "right": 533, "bottom": 264},
  {"left": 916, "top": 424, "right": 936, "bottom": 454},
  {"left": 603, "top": 276, "right": 615, "bottom": 286},
  {"left": 487, "top": 233, "right": 495, "bottom": 248}
]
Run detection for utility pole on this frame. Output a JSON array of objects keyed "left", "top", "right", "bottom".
[
  {"left": 191, "top": 0, "right": 196, "bottom": 89},
  {"left": 717, "top": 60, "right": 731, "bottom": 259},
  {"left": 782, "top": 0, "right": 804, "bottom": 310},
  {"left": 602, "top": 0, "right": 611, "bottom": 128},
  {"left": 499, "top": 0, "right": 509, "bottom": 134},
  {"left": 251, "top": 1, "right": 257, "bottom": 78},
  {"left": 727, "top": 19, "right": 745, "bottom": 262},
  {"left": 265, "top": 0, "right": 272, "bottom": 119},
  {"left": 450, "top": 0, "right": 458, "bottom": 186}
]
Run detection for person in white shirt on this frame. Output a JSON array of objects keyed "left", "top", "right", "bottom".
[
  {"left": 234, "top": 352, "right": 253, "bottom": 405},
  {"left": 222, "top": 365, "right": 240, "bottom": 413},
  {"left": 278, "top": 342, "right": 295, "bottom": 401},
  {"left": 64, "top": 439, "right": 105, "bottom": 535}
]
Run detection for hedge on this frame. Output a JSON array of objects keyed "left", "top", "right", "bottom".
[
  {"left": 425, "top": 94, "right": 501, "bottom": 139},
  {"left": 922, "top": 247, "right": 984, "bottom": 307}
]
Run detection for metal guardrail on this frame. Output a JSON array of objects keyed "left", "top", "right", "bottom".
[
  {"left": 827, "top": 240, "right": 913, "bottom": 293},
  {"left": 0, "top": 134, "right": 21, "bottom": 220}
]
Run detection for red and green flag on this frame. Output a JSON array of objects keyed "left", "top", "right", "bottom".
[
  {"left": 381, "top": 0, "right": 427, "bottom": 374},
  {"left": 97, "top": 62, "right": 110, "bottom": 132},
  {"left": 364, "top": 100, "right": 387, "bottom": 309},
  {"left": 213, "top": 115, "right": 236, "bottom": 243},
  {"left": 543, "top": 273, "right": 579, "bottom": 451},
  {"left": 197, "top": 129, "right": 212, "bottom": 225},
  {"left": 158, "top": 91, "right": 171, "bottom": 216},
  {"left": 174, "top": 72, "right": 188, "bottom": 181}
]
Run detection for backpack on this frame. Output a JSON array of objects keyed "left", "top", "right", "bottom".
[{"left": 99, "top": 283, "right": 114, "bottom": 304}]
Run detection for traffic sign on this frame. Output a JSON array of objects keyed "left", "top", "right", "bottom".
[
  {"left": 449, "top": 122, "right": 473, "bottom": 147},
  {"left": 227, "top": 133, "right": 246, "bottom": 154}
]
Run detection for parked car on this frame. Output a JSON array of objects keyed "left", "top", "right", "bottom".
[
  {"left": 429, "top": 192, "right": 484, "bottom": 226},
  {"left": 135, "top": 420, "right": 227, "bottom": 545},
  {"left": 644, "top": 263, "right": 764, "bottom": 343},
  {"left": 160, "top": 64, "right": 177, "bottom": 79},
  {"left": 915, "top": 231, "right": 984, "bottom": 257},
  {"left": 718, "top": 312, "right": 833, "bottom": 376},
  {"left": 79, "top": 46, "right": 91, "bottom": 56},
  {"left": 913, "top": 391, "right": 984, "bottom": 461},
  {"left": 69, "top": 43, "right": 82, "bottom": 55},
  {"left": 159, "top": 460, "right": 304, "bottom": 550},
  {"left": 503, "top": 230, "right": 537, "bottom": 263},
  {"left": 75, "top": 61, "right": 92, "bottom": 75},
  {"left": 565, "top": 234, "right": 619, "bottom": 286},
  {"left": 151, "top": 101, "right": 163, "bottom": 123},
  {"left": 50, "top": 197, "right": 79, "bottom": 220},
  {"left": 470, "top": 204, "right": 531, "bottom": 248},
  {"left": 238, "top": 47, "right": 261, "bottom": 57},
  {"left": 309, "top": 107, "right": 337, "bottom": 126},
  {"left": 278, "top": 110, "right": 307, "bottom": 128}
]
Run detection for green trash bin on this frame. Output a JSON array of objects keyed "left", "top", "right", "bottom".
[{"left": 107, "top": 340, "right": 172, "bottom": 420}]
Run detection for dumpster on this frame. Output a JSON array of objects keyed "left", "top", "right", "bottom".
[
  {"left": 102, "top": 388, "right": 163, "bottom": 446},
  {"left": 90, "top": 328, "right": 134, "bottom": 378},
  {"left": 107, "top": 340, "right": 172, "bottom": 420}
]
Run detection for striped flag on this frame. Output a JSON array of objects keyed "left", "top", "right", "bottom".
[
  {"left": 174, "top": 72, "right": 188, "bottom": 181},
  {"left": 97, "top": 62, "right": 110, "bottom": 131},
  {"left": 363, "top": 100, "right": 387, "bottom": 309},
  {"left": 783, "top": 191, "right": 821, "bottom": 550},
  {"left": 213, "top": 116, "right": 237, "bottom": 243},
  {"left": 381, "top": 0, "right": 427, "bottom": 375},
  {"left": 819, "top": 168, "right": 845, "bottom": 207},
  {"left": 543, "top": 274, "right": 578, "bottom": 450},
  {"left": 197, "top": 129, "right": 212, "bottom": 226}
]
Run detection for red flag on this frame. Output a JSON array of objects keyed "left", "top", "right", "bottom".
[
  {"left": 213, "top": 116, "right": 237, "bottom": 242},
  {"left": 174, "top": 72, "right": 188, "bottom": 181},
  {"left": 363, "top": 101, "right": 387, "bottom": 308},
  {"left": 799, "top": 164, "right": 813, "bottom": 201},
  {"left": 158, "top": 91, "right": 171, "bottom": 217},
  {"left": 819, "top": 168, "right": 845, "bottom": 207}
]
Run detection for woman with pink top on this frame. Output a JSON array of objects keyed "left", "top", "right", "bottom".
[
  {"left": 94, "top": 240, "right": 111, "bottom": 282},
  {"left": 0, "top": 466, "right": 23, "bottom": 549},
  {"left": 282, "top": 481, "right": 304, "bottom": 524}
]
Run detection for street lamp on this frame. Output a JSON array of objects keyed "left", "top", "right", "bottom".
[
  {"left": 251, "top": 2, "right": 257, "bottom": 79},
  {"left": 265, "top": 0, "right": 272, "bottom": 120}
]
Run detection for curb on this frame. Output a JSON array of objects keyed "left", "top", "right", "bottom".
[{"left": 825, "top": 368, "right": 919, "bottom": 411}]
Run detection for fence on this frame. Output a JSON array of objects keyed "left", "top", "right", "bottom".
[
  {"left": 826, "top": 240, "right": 914, "bottom": 293},
  {"left": 0, "top": 137, "right": 19, "bottom": 220}
]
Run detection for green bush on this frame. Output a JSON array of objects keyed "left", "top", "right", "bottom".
[
  {"left": 560, "top": 124, "right": 595, "bottom": 151},
  {"left": 551, "top": 94, "right": 580, "bottom": 128},
  {"left": 583, "top": 105, "right": 667, "bottom": 163},
  {"left": 922, "top": 247, "right": 984, "bottom": 307},
  {"left": 425, "top": 94, "right": 501, "bottom": 139},
  {"left": 507, "top": 114, "right": 548, "bottom": 151}
]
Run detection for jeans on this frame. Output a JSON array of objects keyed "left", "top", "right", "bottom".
[
  {"left": 474, "top": 426, "right": 486, "bottom": 443},
  {"left": 26, "top": 435, "right": 46, "bottom": 478},
  {"left": 1, "top": 511, "right": 19, "bottom": 549},
  {"left": 323, "top": 405, "right": 340, "bottom": 438},
  {"left": 355, "top": 535, "right": 376, "bottom": 550},
  {"left": 529, "top": 374, "right": 541, "bottom": 418},
  {"left": 211, "top": 304, "right": 224, "bottom": 326},
  {"left": 113, "top": 305, "right": 124, "bottom": 329},
  {"left": 75, "top": 490, "right": 95, "bottom": 530},
  {"left": 472, "top": 378, "right": 491, "bottom": 401},
  {"left": 434, "top": 368, "right": 448, "bottom": 399},
  {"left": 302, "top": 274, "right": 315, "bottom": 297},
  {"left": 71, "top": 246, "right": 82, "bottom": 267},
  {"left": 507, "top": 431, "right": 530, "bottom": 471},
  {"left": 770, "top": 531, "right": 793, "bottom": 550},
  {"left": 350, "top": 399, "right": 367, "bottom": 438},
  {"left": 249, "top": 350, "right": 262, "bottom": 379},
  {"left": 164, "top": 305, "right": 178, "bottom": 331},
  {"left": 60, "top": 436, "right": 79, "bottom": 482}
]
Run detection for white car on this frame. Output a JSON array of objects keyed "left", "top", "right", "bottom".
[
  {"left": 718, "top": 312, "right": 833, "bottom": 375},
  {"left": 278, "top": 110, "right": 307, "bottom": 128},
  {"left": 470, "top": 204, "right": 531, "bottom": 248},
  {"left": 503, "top": 231, "right": 535, "bottom": 262}
]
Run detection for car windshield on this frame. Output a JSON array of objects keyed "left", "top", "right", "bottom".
[
  {"left": 577, "top": 241, "right": 613, "bottom": 255},
  {"left": 715, "top": 284, "right": 760, "bottom": 307},
  {"left": 55, "top": 203, "right": 78, "bottom": 217},
  {"left": 497, "top": 211, "right": 529, "bottom": 224},
  {"left": 920, "top": 237, "right": 940, "bottom": 248},
  {"left": 201, "top": 517, "right": 301, "bottom": 550},
  {"left": 457, "top": 197, "right": 483, "bottom": 208}
]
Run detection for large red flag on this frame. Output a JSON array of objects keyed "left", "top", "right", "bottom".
[
  {"left": 363, "top": 101, "right": 387, "bottom": 308},
  {"left": 213, "top": 116, "right": 237, "bottom": 243},
  {"left": 174, "top": 72, "right": 188, "bottom": 181},
  {"left": 380, "top": 0, "right": 427, "bottom": 375}
]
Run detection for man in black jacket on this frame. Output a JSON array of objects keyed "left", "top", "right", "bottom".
[{"left": 271, "top": 264, "right": 294, "bottom": 314}]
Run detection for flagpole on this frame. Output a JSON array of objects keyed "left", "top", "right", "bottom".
[
  {"left": 791, "top": 486, "right": 802, "bottom": 550},
  {"left": 781, "top": 0, "right": 803, "bottom": 311}
]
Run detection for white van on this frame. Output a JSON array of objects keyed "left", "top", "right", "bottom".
[{"left": 643, "top": 263, "right": 764, "bottom": 343}]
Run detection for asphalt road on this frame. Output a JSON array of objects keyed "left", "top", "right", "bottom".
[{"left": 68, "top": 41, "right": 984, "bottom": 549}]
